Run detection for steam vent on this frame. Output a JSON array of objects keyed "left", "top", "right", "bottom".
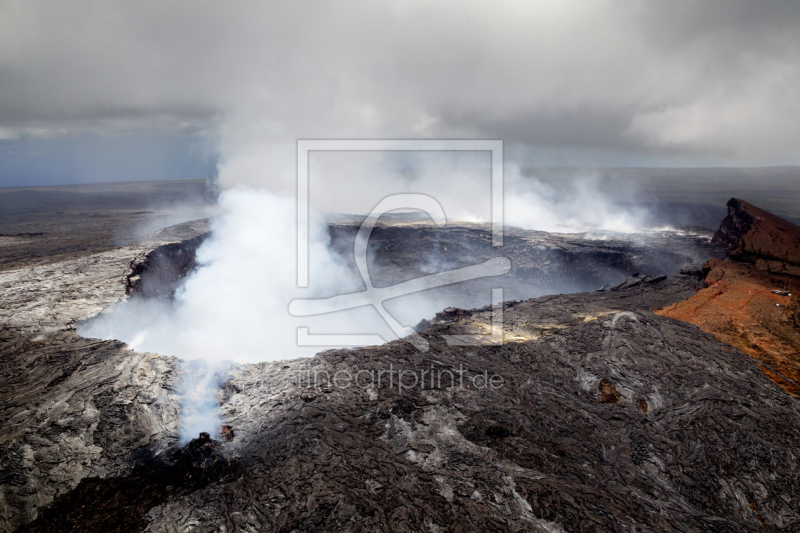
[{"left": 1, "top": 189, "right": 800, "bottom": 532}]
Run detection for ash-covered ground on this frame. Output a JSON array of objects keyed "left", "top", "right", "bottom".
[{"left": 1, "top": 180, "right": 799, "bottom": 533}]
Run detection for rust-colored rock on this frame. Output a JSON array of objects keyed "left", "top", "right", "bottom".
[
  {"left": 657, "top": 259, "right": 800, "bottom": 397},
  {"left": 659, "top": 200, "right": 800, "bottom": 397},
  {"left": 598, "top": 379, "right": 621, "bottom": 403},
  {"left": 712, "top": 198, "right": 800, "bottom": 277}
]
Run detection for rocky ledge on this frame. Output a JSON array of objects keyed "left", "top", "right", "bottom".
[{"left": 712, "top": 197, "right": 800, "bottom": 277}]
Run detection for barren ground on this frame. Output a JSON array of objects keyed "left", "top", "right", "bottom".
[{"left": 1, "top": 182, "right": 799, "bottom": 532}]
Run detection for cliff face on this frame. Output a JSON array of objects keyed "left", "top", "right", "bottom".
[
  {"left": 659, "top": 198, "right": 800, "bottom": 397},
  {"left": 712, "top": 198, "right": 800, "bottom": 277}
]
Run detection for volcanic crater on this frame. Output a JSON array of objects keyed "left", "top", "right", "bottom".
[{"left": 1, "top": 185, "right": 799, "bottom": 533}]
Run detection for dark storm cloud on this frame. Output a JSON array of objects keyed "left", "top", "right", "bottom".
[{"left": 1, "top": 0, "right": 799, "bottom": 170}]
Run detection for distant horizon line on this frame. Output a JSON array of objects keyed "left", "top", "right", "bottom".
[{"left": 2, "top": 164, "right": 800, "bottom": 191}]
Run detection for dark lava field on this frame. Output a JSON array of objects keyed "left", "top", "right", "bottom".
[{"left": 1, "top": 181, "right": 799, "bottom": 533}]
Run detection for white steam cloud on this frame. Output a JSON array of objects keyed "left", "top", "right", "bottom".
[
  {"left": 78, "top": 143, "right": 651, "bottom": 442},
  {"left": 80, "top": 159, "right": 648, "bottom": 363},
  {"left": 82, "top": 187, "right": 381, "bottom": 362},
  {"left": 505, "top": 169, "right": 649, "bottom": 234}
]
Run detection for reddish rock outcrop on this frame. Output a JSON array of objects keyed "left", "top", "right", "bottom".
[
  {"left": 657, "top": 259, "right": 800, "bottom": 396},
  {"left": 659, "top": 198, "right": 800, "bottom": 397},
  {"left": 712, "top": 198, "right": 800, "bottom": 277}
]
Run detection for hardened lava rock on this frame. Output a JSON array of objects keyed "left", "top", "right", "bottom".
[
  {"left": 2, "top": 206, "right": 799, "bottom": 532},
  {"left": 138, "top": 275, "right": 800, "bottom": 533}
]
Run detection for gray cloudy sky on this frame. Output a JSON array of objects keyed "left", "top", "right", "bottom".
[{"left": 1, "top": 0, "right": 800, "bottom": 186}]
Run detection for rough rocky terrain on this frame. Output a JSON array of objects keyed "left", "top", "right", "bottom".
[
  {"left": 1, "top": 187, "right": 798, "bottom": 532},
  {"left": 0, "top": 217, "right": 211, "bottom": 532},
  {"left": 657, "top": 198, "right": 800, "bottom": 398},
  {"left": 0, "top": 220, "right": 210, "bottom": 335},
  {"left": 8, "top": 274, "right": 800, "bottom": 533}
]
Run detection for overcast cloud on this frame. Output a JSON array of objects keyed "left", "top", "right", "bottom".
[
  {"left": 1, "top": 0, "right": 800, "bottom": 186},
  {"left": 58, "top": 1, "right": 800, "bottom": 365}
]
